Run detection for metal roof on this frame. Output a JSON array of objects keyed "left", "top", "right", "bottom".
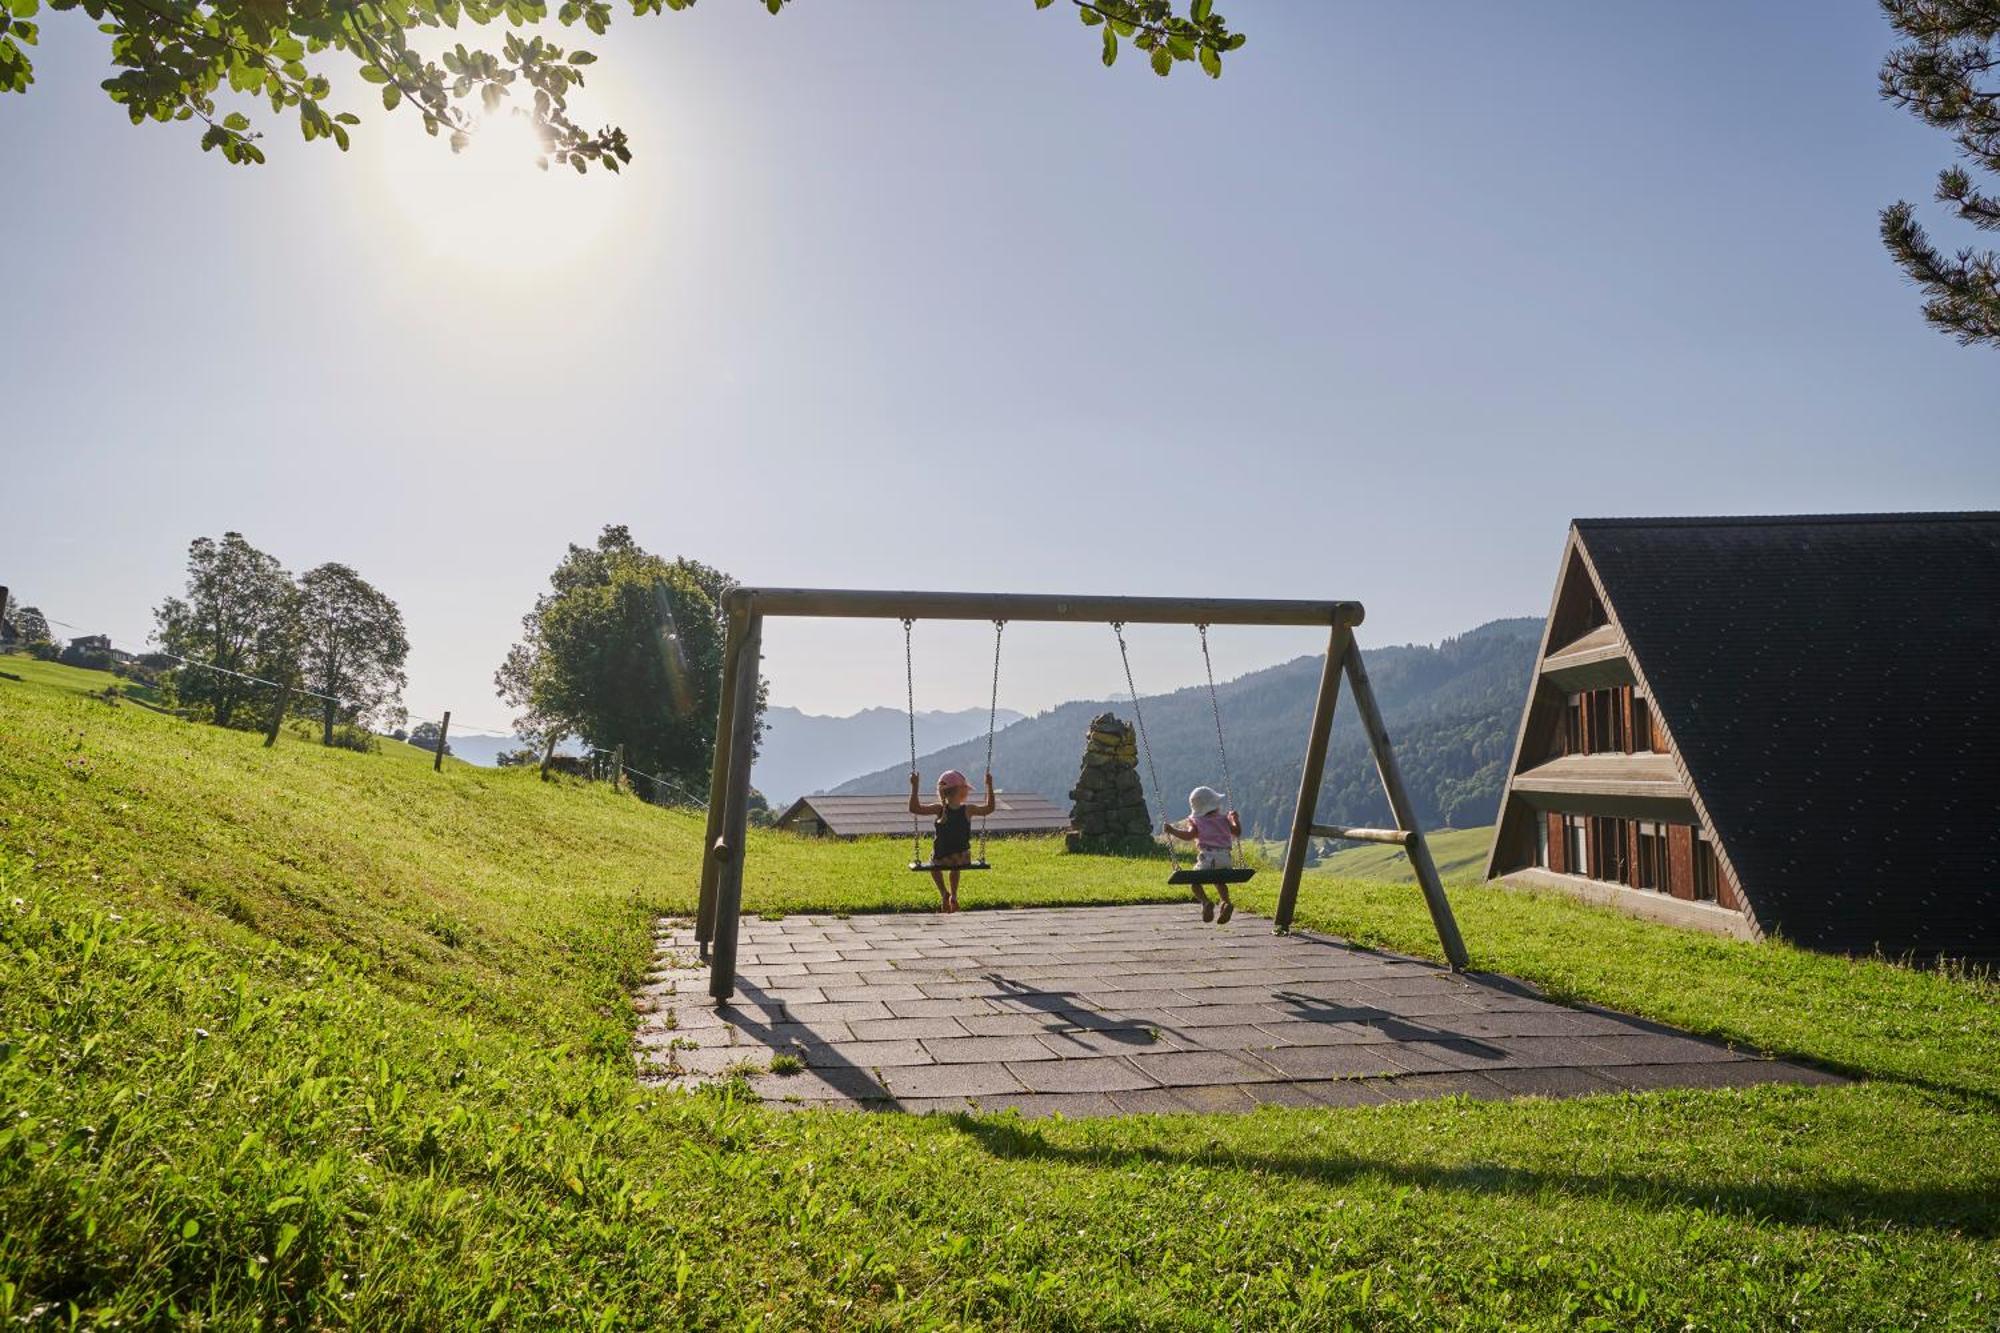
[{"left": 773, "top": 792, "right": 1072, "bottom": 838}]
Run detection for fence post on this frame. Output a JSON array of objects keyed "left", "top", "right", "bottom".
[
  {"left": 612, "top": 744, "right": 624, "bottom": 791},
  {"left": 263, "top": 683, "right": 290, "bottom": 748},
  {"left": 434, "top": 711, "right": 451, "bottom": 772},
  {"left": 539, "top": 733, "right": 558, "bottom": 780}
]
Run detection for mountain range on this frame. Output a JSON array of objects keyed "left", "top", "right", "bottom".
[
  {"left": 830, "top": 618, "right": 1542, "bottom": 838},
  {"left": 752, "top": 705, "right": 1026, "bottom": 806}
]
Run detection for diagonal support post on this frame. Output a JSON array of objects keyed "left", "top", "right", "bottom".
[
  {"left": 1274, "top": 624, "right": 1351, "bottom": 933},
  {"left": 1343, "top": 644, "right": 1471, "bottom": 970},
  {"left": 708, "top": 612, "right": 763, "bottom": 1001},
  {"left": 696, "top": 605, "right": 749, "bottom": 960}
]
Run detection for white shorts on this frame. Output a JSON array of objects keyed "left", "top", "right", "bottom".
[{"left": 1195, "top": 847, "right": 1233, "bottom": 871}]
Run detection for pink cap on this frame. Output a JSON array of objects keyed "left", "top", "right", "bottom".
[{"left": 937, "top": 769, "right": 972, "bottom": 792}]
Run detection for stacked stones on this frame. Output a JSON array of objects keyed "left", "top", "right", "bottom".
[{"left": 1066, "top": 712, "right": 1155, "bottom": 840}]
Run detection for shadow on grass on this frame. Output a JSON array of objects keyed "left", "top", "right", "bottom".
[{"left": 946, "top": 1114, "right": 2000, "bottom": 1237}]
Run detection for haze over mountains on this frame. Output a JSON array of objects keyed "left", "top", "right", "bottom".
[
  {"left": 752, "top": 705, "right": 1026, "bottom": 806},
  {"left": 832, "top": 619, "right": 1542, "bottom": 837}
]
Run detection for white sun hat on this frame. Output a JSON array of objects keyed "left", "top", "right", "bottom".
[{"left": 1189, "top": 786, "right": 1226, "bottom": 815}]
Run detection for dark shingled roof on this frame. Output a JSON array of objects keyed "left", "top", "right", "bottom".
[{"left": 1577, "top": 513, "right": 2000, "bottom": 959}]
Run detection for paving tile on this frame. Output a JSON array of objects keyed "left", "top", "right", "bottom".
[
  {"left": 1296, "top": 1078, "right": 1393, "bottom": 1108},
  {"left": 821, "top": 983, "right": 929, "bottom": 1003},
  {"left": 888, "top": 998, "right": 1001, "bottom": 1019},
  {"left": 1035, "top": 1027, "right": 1177, "bottom": 1057},
  {"left": 955, "top": 1012, "right": 1068, "bottom": 1037},
  {"left": 782, "top": 1001, "right": 897, "bottom": 1024},
  {"left": 847, "top": 1017, "right": 971, "bottom": 1042},
  {"left": 1582, "top": 1034, "right": 1749, "bottom": 1066},
  {"left": 746, "top": 1066, "right": 891, "bottom": 1102},
  {"left": 1007, "top": 1058, "right": 1160, "bottom": 1094},
  {"left": 964, "top": 1092, "right": 1124, "bottom": 1119},
  {"left": 805, "top": 1040, "right": 935, "bottom": 1069},
  {"left": 925, "top": 1035, "right": 1059, "bottom": 1065},
  {"left": 1599, "top": 1061, "right": 1842, "bottom": 1093},
  {"left": 1365, "top": 1072, "right": 1509, "bottom": 1103},
  {"left": 1170, "top": 1084, "right": 1262, "bottom": 1113},
  {"left": 1253, "top": 1044, "right": 1405, "bottom": 1080},
  {"left": 1127, "top": 1050, "right": 1281, "bottom": 1087},
  {"left": 1480, "top": 1066, "right": 1621, "bottom": 1099},
  {"left": 879, "top": 1062, "right": 1028, "bottom": 1099},
  {"left": 1254, "top": 1019, "right": 1395, "bottom": 1047},
  {"left": 1160, "top": 1004, "right": 1288, "bottom": 1029}
]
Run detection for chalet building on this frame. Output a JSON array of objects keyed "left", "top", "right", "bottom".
[
  {"left": 773, "top": 792, "right": 1071, "bottom": 839},
  {"left": 1485, "top": 513, "right": 1999, "bottom": 961}
]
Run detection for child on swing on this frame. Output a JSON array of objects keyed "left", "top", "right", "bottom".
[
  {"left": 908, "top": 768, "right": 996, "bottom": 913},
  {"left": 1164, "top": 785, "right": 1240, "bottom": 924}
]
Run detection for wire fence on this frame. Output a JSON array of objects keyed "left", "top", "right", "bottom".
[{"left": 25, "top": 611, "right": 707, "bottom": 811}]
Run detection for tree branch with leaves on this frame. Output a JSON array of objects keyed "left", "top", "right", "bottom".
[{"left": 0, "top": 0, "right": 1240, "bottom": 172}]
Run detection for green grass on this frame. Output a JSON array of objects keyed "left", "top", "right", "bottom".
[
  {"left": 2, "top": 656, "right": 1996, "bottom": 1329},
  {"left": 1313, "top": 826, "right": 1496, "bottom": 883}
]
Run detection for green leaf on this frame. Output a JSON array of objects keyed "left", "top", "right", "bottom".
[
  {"left": 334, "top": 111, "right": 358, "bottom": 124},
  {"left": 381, "top": 83, "right": 400, "bottom": 109},
  {"left": 1078, "top": 5, "right": 1101, "bottom": 25},
  {"left": 359, "top": 64, "right": 388, "bottom": 83},
  {"left": 1100, "top": 25, "right": 1115, "bottom": 66},
  {"left": 223, "top": 111, "right": 249, "bottom": 130},
  {"left": 1033, "top": 0, "right": 1053, "bottom": 7},
  {"left": 566, "top": 49, "right": 594, "bottom": 63},
  {"left": 1150, "top": 44, "right": 1170, "bottom": 76},
  {"left": 1198, "top": 44, "right": 1219, "bottom": 78},
  {"left": 1191, "top": 0, "right": 1211, "bottom": 18}
]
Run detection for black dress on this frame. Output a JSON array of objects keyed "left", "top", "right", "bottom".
[{"left": 932, "top": 805, "right": 972, "bottom": 859}]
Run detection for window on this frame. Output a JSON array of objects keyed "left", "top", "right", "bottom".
[
  {"left": 1634, "top": 821, "right": 1668, "bottom": 892},
  {"left": 1564, "top": 815, "right": 1588, "bottom": 874},
  {"left": 1693, "top": 830, "right": 1720, "bottom": 903},
  {"left": 1564, "top": 695, "right": 1584, "bottom": 755},
  {"left": 1590, "top": 816, "right": 1631, "bottom": 884},
  {"left": 1565, "top": 687, "right": 1643, "bottom": 756}
]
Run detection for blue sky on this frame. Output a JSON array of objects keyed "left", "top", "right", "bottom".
[{"left": 2, "top": 2, "right": 1995, "bottom": 730}]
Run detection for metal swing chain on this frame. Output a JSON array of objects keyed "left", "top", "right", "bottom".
[
  {"left": 903, "top": 617, "right": 922, "bottom": 866},
  {"left": 1112, "top": 621, "right": 1179, "bottom": 871},
  {"left": 1197, "top": 623, "right": 1240, "bottom": 857},
  {"left": 978, "top": 619, "right": 1005, "bottom": 863}
]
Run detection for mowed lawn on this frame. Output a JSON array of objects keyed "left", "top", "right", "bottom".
[{"left": 1, "top": 657, "right": 1995, "bottom": 1329}]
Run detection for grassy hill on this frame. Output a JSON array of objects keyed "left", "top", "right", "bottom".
[
  {"left": 3, "top": 656, "right": 1997, "bottom": 1328},
  {"left": 1317, "top": 826, "right": 1496, "bottom": 883},
  {"left": 833, "top": 618, "right": 1543, "bottom": 838}
]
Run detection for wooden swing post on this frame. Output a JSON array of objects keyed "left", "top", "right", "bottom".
[{"left": 696, "top": 588, "right": 1467, "bottom": 1001}]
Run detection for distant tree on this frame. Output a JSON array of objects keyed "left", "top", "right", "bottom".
[
  {"left": 408, "top": 719, "right": 452, "bottom": 756},
  {"left": 0, "top": 1, "right": 1241, "bottom": 172},
  {"left": 294, "top": 563, "right": 410, "bottom": 745},
  {"left": 1880, "top": 0, "right": 2000, "bottom": 347},
  {"left": 12, "top": 605, "right": 51, "bottom": 646},
  {"left": 154, "top": 532, "right": 298, "bottom": 729},
  {"left": 497, "top": 524, "right": 758, "bottom": 799},
  {"left": 494, "top": 746, "right": 538, "bottom": 767}
]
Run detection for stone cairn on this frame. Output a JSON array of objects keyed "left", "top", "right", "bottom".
[{"left": 1066, "top": 712, "right": 1155, "bottom": 843}]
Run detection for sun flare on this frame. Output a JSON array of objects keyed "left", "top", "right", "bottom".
[{"left": 372, "top": 107, "right": 622, "bottom": 275}]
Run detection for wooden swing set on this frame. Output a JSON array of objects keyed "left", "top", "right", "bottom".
[{"left": 695, "top": 588, "right": 1470, "bottom": 1000}]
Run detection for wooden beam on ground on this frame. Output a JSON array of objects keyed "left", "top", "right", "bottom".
[
  {"left": 696, "top": 605, "right": 749, "bottom": 959},
  {"left": 1311, "top": 825, "right": 1409, "bottom": 846},
  {"left": 724, "top": 587, "right": 1365, "bottom": 629},
  {"left": 708, "top": 614, "right": 763, "bottom": 1002},
  {"left": 1274, "top": 625, "right": 1352, "bottom": 933},
  {"left": 1343, "top": 646, "right": 1471, "bottom": 970}
]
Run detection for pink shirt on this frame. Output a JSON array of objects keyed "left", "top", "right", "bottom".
[{"left": 1191, "top": 810, "right": 1233, "bottom": 850}]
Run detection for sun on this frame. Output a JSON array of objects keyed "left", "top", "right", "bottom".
[{"left": 370, "top": 105, "right": 623, "bottom": 275}]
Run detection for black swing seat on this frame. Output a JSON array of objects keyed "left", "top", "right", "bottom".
[
  {"left": 910, "top": 860, "right": 992, "bottom": 873},
  {"left": 1167, "top": 867, "right": 1258, "bottom": 887}
]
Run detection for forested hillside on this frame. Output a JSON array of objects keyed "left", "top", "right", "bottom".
[{"left": 834, "top": 618, "right": 1541, "bottom": 837}]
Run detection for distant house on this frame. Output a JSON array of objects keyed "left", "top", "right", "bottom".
[
  {"left": 774, "top": 792, "right": 1071, "bottom": 839},
  {"left": 1485, "top": 513, "right": 1999, "bottom": 962}
]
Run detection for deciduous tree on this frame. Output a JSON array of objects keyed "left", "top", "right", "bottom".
[
  {"left": 12, "top": 606, "right": 52, "bottom": 646},
  {"left": 497, "top": 524, "right": 755, "bottom": 800},
  {"left": 0, "top": 0, "right": 1239, "bottom": 172},
  {"left": 1881, "top": 0, "right": 2000, "bottom": 347},
  {"left": 295, "top": 562, "right": 410, "bottom": 745},
  {"left": 154, "top": 532, "right": 298, "bottom": 728}
]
